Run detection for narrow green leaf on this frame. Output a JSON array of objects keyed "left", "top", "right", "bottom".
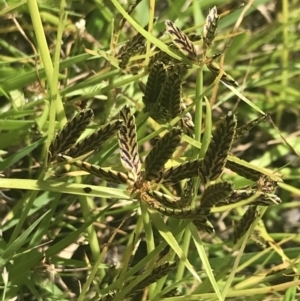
[
  {"left": 0, "top": 138, "right": 46, "bottom": 170},
  {"left": 190, "top": 224, "right": 223, "bottom": 301},
  {"left": 0, "top": 210, "right": 50, "bottom": 268},
  {"left": 149, "top": 210, "right": 201, "bottom": 283},
  {"left": 0, "top": 178, "right": 130, "bottom": 199}
]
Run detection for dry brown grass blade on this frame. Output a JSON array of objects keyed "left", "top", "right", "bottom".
[
  {"left": 206, "top": 60, "right": 239, "bottom": 87},
  {"left": 225, "top": 160, "right": 262, "bottom": 182},
  {"left": 233, "top": 206, "right": 257, "bottom": 243},
  {"left": 71, "top": 159, "right": 129, "bottom": 184},
  {"left": 119, "top": 105, "right": 141, "bottom": 182},
  {"left": 144, "top": 128, "right": 182, "bottom": 181},
  {"left": 65, "top": 119, "right": 123, "bottom": 159},
  {"left": 203, "top": 6, "right": 219, "bottom": 51},
  {"left": 147, "top": 190, "right": 179, "bottom": 208},
  {"left": 126, "top": 262, "right": 177, "bottom": 299},
  {"left": 143, "top": 62, "right": 167, "bottom": 109},
  {"left": 161, "top": 159, "right": 203, "bottom": 184},
  {"left": 200, "top": 113, "right": 237, "bottom": 184},
  {"left": 48, "top": 109, "right": 94, "bottom": 162},
  {"left": 165, "top": 20, "right": 198, "bottom": 61},
  {"left": 200, "top": 181, "right": 233, "bottom": 209},
  {"left": 234, "top": 113, "right": 270, "bottom": 140}
]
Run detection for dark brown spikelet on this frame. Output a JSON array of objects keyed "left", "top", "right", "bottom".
[
  {"left": 147, "top": 190, "right": 179, "bottom": 208},
  {"left": 217, "top": 189, "right": 254, "bottom": 206},
  {"left": 235, "top": 113, "right": 270, "bottom": 140},
  {"left": 72, "top": 160, "right": 129, "bottom": 184},
  {"left": 144, "top": 192, "right": 212, "bottom": 232},
  {"left": 143, "top": 62, "right": 167, "bottom": 109},
  {"left": 200, "top": 181, "right": 233, "bottom": 209},
  {"left": 203, "top": 6, "right": 219, "bottom": 50},
  {"left": 217, "top": 189, "right": 281, "bottom": 207},
  {"left": 118, "top": 52, "right": 131, "bottom": 69},
  {"left": 48, "top": 109, "right": 94, "bottom": 162},
  {"left": 210, "top": 52, "right": 222, "bottom": 61},
  {"left": 144, "top": 65, "right": 190, "bottom": 126},
  {"left": 225, "top": 160, "right": 262, "bottom": 182},
  {"left": 233, "top": 206, "right": 257, "bottom": 243},
  {"left": 126, "top": 262, "right": 177, "bottom": 299},
  {"left": 149, "top": 202, "right": 209, "bottom": 219},
  {"left": 253, "top": 192, "right": 282, "bottom": 206},
  {"left": 148, "top": 44, "right": 189, "bottom": 75},
  {"left": 165, "top": 20, "right": 198, "bottom": 61},
  {"left": 138, "top": 262, "right": 177, "bottom": 288},
  {"left": 65, "top": 119, "right": 123, "bottom": 158},
  {"left": 144, "top": 128, "right": 182, "bottom": 181},
  {"left": 187, "top": 33, "right": 202, "bottom": 42},
  {"left": 117, "top": 22, "right": 149, "bottom": 69},
  {"left": 161, "top": 159, "right": 203, "bottom": 184},
  {"left": 179, "top": 179, "right": 194, "bottom": 207},
  {"left": 179, "top": 102, "right": 195, "bottom": 137},
  {"left": 193, "top": 219, "right": 215, "bottom": 233},
  {"left": 256, "top": 175, "right": 278, "bottom": 194},
  {"left": 164, "top": 67, "right": 182, "bottom": 120},
  {"left": 144, "top": 64, "right": 194, "bottom": 132},
  {"left": 147, "top": 68, "right": 182, "bottom": 124},
  {"left": 251, "top": 230, "right": 267, "bottom": 248},
  {"left": 166, "top": 61, "right": 190, "bottom": 74},
  {"left": 119, "top": 106, "right": 141, "bottom": 183},
  {"left": 148, "top": 45, "right": 174, "bottom": 71},
  {"left": 207, "top": 61, "right": 238, "bottom": 87},
  {"left": 200, "top": 113, "right": 237, "bottom": 184}
]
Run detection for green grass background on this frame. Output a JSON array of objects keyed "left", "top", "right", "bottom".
[{"left": 0, "top": 0, "right": 300, "bottom": 300}]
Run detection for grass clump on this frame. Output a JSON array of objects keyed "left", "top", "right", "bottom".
[{"left": 1, "top": 1, "right": 300, "bottom": 300}]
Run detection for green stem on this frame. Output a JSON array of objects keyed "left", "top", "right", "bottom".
[
  {"left": 278, "top": 0, "right": 289, "bottom": 125},
  {"left": 27, "top": 0, "right": 54, "bottom": 88},
  {"left": 145, "top": 0, "right": 155, "bottom": 67},
  {"left": 27, "top": 0, "right": 66, "bottom": 164},
  {"left": 194, "top": 67, "right": 203, "bottom": 145},
  {"left": 140, "top": 201, "right": 156, "bottom": 296}
]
